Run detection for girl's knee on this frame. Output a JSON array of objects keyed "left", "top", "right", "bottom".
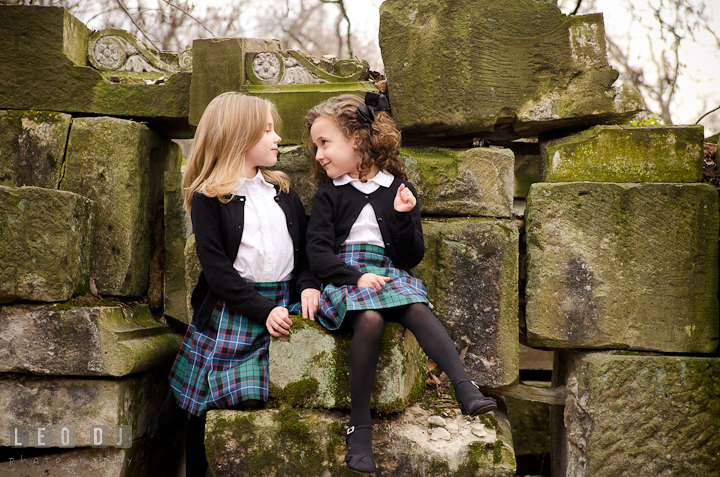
[{"left": 351, "top": 310, "right": 385, "bottom": 334}]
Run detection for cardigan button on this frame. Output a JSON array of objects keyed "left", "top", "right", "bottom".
[
  {"left": 385, "top": 242, "right": 391, "bottom": 247},
  {"left": 364, "top": 195, "right": 370, "bottom": 199},
  {"left": 295, "top": 248, "right": 299, "bottom": 252},
  {"left": 289, "top": 221, "right": 293, "bottom": 226},
  {"left": 274, "top": 196, "right": 280, "bottom": 202},
  {"left": 377, "top": 217, "right": 383, "bottom": 222}
]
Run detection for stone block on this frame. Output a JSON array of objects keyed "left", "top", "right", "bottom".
[
  {"left": 164, "top": 171, "right": 192, "bottom": 323},
  {"left": 542, "top": 125, "right": 704, "bottom": 183},
  {"left": 184, "top": 234, "right": 201, "bottom": 316},
  {"left": 505, "top": 393, "right": 551, "bottom": 457},
  {"left": 403, "top": 147, "right": 514, "bottom": 218},
  {"left": 188, "top": 37, "right": 281, "bottom": 126},
  {"left": 0, "top": 109, "right": 72, "bottom": 188},
  {"left": 0, "top": 443, "right": 183, "bottom": 477},
  {"left": 0, "top": 370, "right": 168, "bottom": 448},
  {"left": 525, "top": 182, "right": 719, "bottom": 353},
  {"left": 61, "top": 117, "right": 174, "bottom": 297},
  {"left": 379, "top": 0, "right": 643, "bottom": 142},
  {"left": 0, "top": 303, "right": 181, "bottom": 376},
  {"left": 272, "top": 146, "right": 317, "bottom": 215},
  {"left": 269, "top": 318, "right": 425, "bottom": 412},
  {"left": 0, "top": 186, "right": 93, "bottom": 303},
  {"left": 514, "top": 154, "right": 542, "bottom": 199},
  {"left": 205, "top": 403, "right": 515, "bottom": 476},
  {"left": 0, "top": 6, "right": 191, "bottom": 138},
  {"left": 553, "top": 351, "right": 720, "bottom": 477},
  {"left": 414, "top": 219, "right": 519, "bottom": 387}
]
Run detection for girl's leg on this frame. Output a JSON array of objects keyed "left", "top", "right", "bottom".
[
  {"left": 392, "top": 303, "right": 496, "bottom": 415},
  {"left": 186, "top": 413, "right": 208, "bottom": 477},
  {"left": 345, "top": 309, "right": 385, "bottom": 472}
]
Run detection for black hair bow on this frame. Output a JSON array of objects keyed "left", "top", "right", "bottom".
[{"left": 357, "top": 92, "right": 390, "bottom": 127}]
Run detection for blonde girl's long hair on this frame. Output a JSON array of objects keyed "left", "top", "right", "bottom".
[
  {"left": 302, "top": 94, "right": 406, "bottom": 184},
  {"left": 182, "top": 92, "right": 290, "bottom": 214}
]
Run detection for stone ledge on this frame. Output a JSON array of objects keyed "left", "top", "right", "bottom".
[
  {"left": 205, "top": 403, "right": 515, "bottom": 476},
  {"left": 0, "top": 303, "right": 181, "bottom": 376}
]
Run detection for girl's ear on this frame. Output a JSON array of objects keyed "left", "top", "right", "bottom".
[{"left": 352, "top": 131, "right": 362, "bottom": 149}]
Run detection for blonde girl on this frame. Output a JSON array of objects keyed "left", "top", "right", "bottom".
[
  {"left": 154, "top": 92, "right": 320, "bottom": 475},
  {"left": 304, "top": 93, "right": 496, "bottom": 474}
]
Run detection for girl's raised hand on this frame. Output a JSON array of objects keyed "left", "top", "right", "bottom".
[
  {"left": 357, "top": 273, "right": 391, "bottom": 290},
  {"left": 301, "top": 288, "right": 321, "bottom": 320},
  {"left": 394, "top": 183, "right": 416, "bottom": 212},
  {"left": 266, "top": 306, "right": 292, "bottom": 337}
]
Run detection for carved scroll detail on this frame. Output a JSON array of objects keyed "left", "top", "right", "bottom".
[
  {"left": 88, "top": 29, "right": 192, "bottom": 74},
  {"left": 246, "top": 50, "right": 369, "bottom": 85}
]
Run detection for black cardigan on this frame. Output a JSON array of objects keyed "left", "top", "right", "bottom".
[
  {"left": 306, "top": 178, "right": 424, "bottom": 286},
  {"left": 189, "top": 188, "right": 318, "bottom": 330}
]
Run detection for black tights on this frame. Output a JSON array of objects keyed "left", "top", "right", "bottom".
[{"left": 346, "top": 303, "right": 473, "bottom": 430}]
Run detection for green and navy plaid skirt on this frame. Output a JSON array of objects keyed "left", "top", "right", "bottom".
[
  {"left": 317, "top": 244, "right": 428, "bottom": 330},
  {"left": 169, "top": 280, "right": 300, "bottom": 416}
]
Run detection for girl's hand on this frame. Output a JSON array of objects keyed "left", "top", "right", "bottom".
[
  {"left": 266, "top": 307, "right": 292, "bottom": 337},
  {"left": 394, "top": 183, "right": 416, "bottom": 212},
  {"left": 301, "top": 288, "right": 321, "bottom": 320},
  {"left": 357, "top": 273, "right": 391, "bottom": 290}
]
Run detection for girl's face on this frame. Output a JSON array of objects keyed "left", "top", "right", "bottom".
[
  {"left": 244, "top": 110, "right": 281, "bottom": 177},
  {"left": 310, "top": 116, "right": 361, "bottom": 179}
]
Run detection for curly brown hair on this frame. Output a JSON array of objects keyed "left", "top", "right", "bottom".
[{"left": 302, "top": 94, "right": 407, "bottom": 183}]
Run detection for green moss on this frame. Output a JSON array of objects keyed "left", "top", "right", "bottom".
[
  {"left": 275, "top": 406, "right": 311, "bottom": 439},
  {"left": 270, "top": 377, "right": 320, "bottom": 408}
]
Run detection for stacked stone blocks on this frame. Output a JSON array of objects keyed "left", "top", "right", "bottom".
[{"left": 525, "top": 124, "right": 719, "bottom": 475}]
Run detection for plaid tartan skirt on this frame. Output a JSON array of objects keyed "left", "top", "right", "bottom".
[
  {"left": 317, "top": 244, "right": 428, "bottom": 330},
  {"left": 169, "top": 280, "right": 300, "bottom": 416}
]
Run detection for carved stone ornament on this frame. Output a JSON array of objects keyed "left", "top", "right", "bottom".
[
  {"left": 246, "top": 50, "right": 370, "bottom": 85},
  {"left": 88, "top": 29, "right": 192, "bottom": 74}
]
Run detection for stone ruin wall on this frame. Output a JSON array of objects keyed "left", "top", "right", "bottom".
[{"left": 0, "top": 1, "right": 718, "bottom": 476}]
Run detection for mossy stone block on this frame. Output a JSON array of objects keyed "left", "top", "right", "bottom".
[
  {"left": 0, "top": 6, "right": 192, "bottom": 138},
  {"left": 0, "top": 303, "right": 181, "bottom": 376},
  {"left": 184, "top": 234, "right": 201, "bottom": 316},
  {"left": 379, "top": 0, "right": 643, "bottom": 142},
  {"left": 553, "top": 351, "right": 720, "bottom": 476},
  {"left": 61, "top": 117, "right": 175, "bottom": 297},
  {"left": 526, "top": 182, "right": 719, "bottom": 352},
  {"left": 188, "top": 37, "right": 281, "bottom": 126},
  {"left": 0, "top": 109, "right": 72, "bottom": 188},
  {"left": 205, "top": 403, "right": 515, "bottom": 476},
  {"left": 403, "top": 146, "right": 514, "bottom": 218},
  {"left": 543, "top": 125, "right": 704, "bottom": 182},
  {"left": 505, "top": 394, "right": 551, "bottom": 456},
  {"left": 0, "top": 186, "right": 92, "bottom": 303},
  {"left": 414, "top": 219, "right": 519, "bottom": 387},
  {"left": 271, "top": 146, "right": 317, "bottom": 215},
  {"left": 269, "top": 317, "right": 426, "bottom": 412},
  {"left": 248, "top": 82, "right": 378, "bottom": 145},
  {"left": 0, "top": 370, "right": 168, "bottom": 448},
  {"left": 164, "top": 171, "right": 192, "bottom": 324}
]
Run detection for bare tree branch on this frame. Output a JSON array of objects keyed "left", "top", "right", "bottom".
[{"left": 115, "top": 0, "right": 161, "bottom": 51}]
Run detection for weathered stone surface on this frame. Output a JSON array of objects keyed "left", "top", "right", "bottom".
[
  {"left": 0, "top": 186, "right": 92, "bottom": 303},
  {"left": 61, "top": 117, "right": 179, "bottom": 297},
  {"left": 514, "top": 154, "right": 542, "bottom": 199},
  {"left": 379, "top": 0, "right": 644, "bottom": 142},
  {"left": 0, "top": 303, "right": 181, "bottom": 376},
  {"left": 403, "top": 147, "right": 514, "bottom": 218},
  {"left": 249, "top": 83, "right": 378, "bottom": 146},
  {"left": 505, "top": 393, "right": 551, "bottom": 456},
  {"left": 0, "top": 443, "right": 183, "bottom": 477},
  {"left": 553, "top": 351, "right": 720, "bottom": 477},
  {"left": 542, "top": 125, "right": 704, "bottom": 183},
  {"left": 414, "top": 219, "right": 519, "bottom": 387},
  {"left": 205, "top": 403, "right": 515, "bottom": 476},
  {"left": 189, "top": 37, "right": 281, "bottom": 126},
  {"left": 0, "top": 6, "right": 192, "bottom": 138},
  {"left": 184, "top": 234, "right": 201, "bottom": 316},
  {"left": 525, "top": 182, "right": 719, "bottom": 353},
  {"left": 0, "top": 109, "right": 72, "bottom": 188},
  {"left": 269, "top": 318, "right": 425, "bottom": 412},
  {"left": 518, "top": 344, "right": 553, "bottom": 371},
  {"left": 272, "top": 146, "right": 317, "bottom": 215},
  {"left": 164, "top": 171, "right": 192, "bottom": 323},
  {"left": 0, "top": 370, "right": 167, "bottom": 448}
]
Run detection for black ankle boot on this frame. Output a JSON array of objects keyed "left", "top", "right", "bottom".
[
  {"left": 344, "top": 425, "right": 376, "bottom": 474},
  {"left": 455, "top": 379, "right": 497, "bottom": 416}
]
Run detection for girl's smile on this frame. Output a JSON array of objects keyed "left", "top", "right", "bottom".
[{"left": 310, "top": 116, "right": 362, "bottom": 179}]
